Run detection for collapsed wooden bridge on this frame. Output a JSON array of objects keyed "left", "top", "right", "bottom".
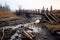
[
  {"left": 41, "top": 9, "right": 60, "bottom": 24},
  {"left": 16, "top": 7, "right": 60, "bottom": 24}
]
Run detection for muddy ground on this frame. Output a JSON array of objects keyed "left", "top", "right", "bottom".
[{"left": 0, "top": 15, "right": 60, "bottom": 40}]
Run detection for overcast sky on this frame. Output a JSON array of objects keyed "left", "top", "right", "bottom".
[{"left": 0, "top": 0, "right": 60, "bottom": 11}]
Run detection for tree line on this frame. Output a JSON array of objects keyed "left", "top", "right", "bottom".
[{"left": 0, "top": 4, "right": 10, "bottom": 11}]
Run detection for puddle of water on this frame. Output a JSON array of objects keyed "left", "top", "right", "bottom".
[{"left": 27, "top": 24, "right": 41, "bottom": 33}]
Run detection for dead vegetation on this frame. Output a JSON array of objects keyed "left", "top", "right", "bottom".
[{"left": 0, "top": 10, "right": 16, "bottom": 19}]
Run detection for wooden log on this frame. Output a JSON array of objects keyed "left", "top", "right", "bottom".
[
  {"left": 23, "top": 30, "right": 33, "bottom": 39},
  {"left": 27, "top": 32, "right": 33, "bottom": 37},
  {"left": 44, "top": 12, "right": 53, "bottom": 24}
]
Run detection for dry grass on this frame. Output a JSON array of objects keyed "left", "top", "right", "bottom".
[
  {"left": 0, "top": 10, "right": 16, "bottom": 19},
  {"left": 45, "top": 23, "right": 60, "bottom": 31}
]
